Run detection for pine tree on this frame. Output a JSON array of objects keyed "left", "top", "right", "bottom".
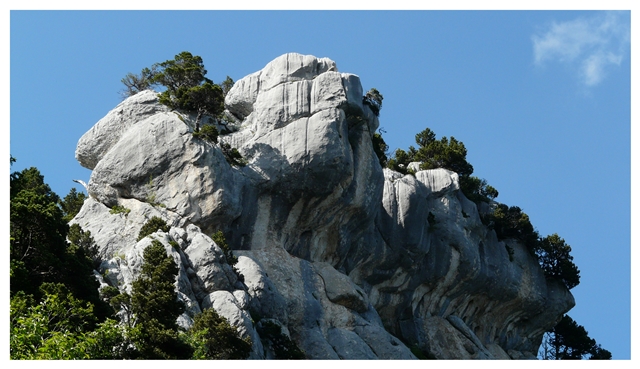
[{"left": 127, "top": 240, "right": 192, "bottom": 359}]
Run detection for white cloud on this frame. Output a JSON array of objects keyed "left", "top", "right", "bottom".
[{"left": 532, "top": 11, "right": 629, "bottom": 86}]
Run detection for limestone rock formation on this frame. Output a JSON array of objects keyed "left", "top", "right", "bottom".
[{"left": 72, "top": 52, "right": 574, "bottom": 359}]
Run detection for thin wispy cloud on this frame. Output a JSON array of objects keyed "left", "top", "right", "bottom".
[{"left": 532, "top": 11, "right": 629, "bottom": 86}]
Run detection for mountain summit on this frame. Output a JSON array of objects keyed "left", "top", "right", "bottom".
[{"left": 72, "top": 53, "right": 574, "bottom": 359}]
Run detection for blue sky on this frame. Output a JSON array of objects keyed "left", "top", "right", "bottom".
[{"left": 7, "top": 6, "right": 633, "bottom": 360}]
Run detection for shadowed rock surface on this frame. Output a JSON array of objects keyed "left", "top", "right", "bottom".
[{"left": 73, "top": 53, "right": 574, "bottom": 359}]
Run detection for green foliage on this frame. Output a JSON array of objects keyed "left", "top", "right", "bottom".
[
  {"left": 540, "top": 315, "right": 611, "bottom": 360},
  {"left": 120, "top": 66, "right": 158, "bottom": 98},
  {"left": 10, "top": 283, "right": 97, "bottom": 359},
  {"left": 153, "top": 51, "right": 210, "bottom": 92},
  {"left": 110, "top": 204, "right": 131, "bottom": 215},
  {"left": 484, "top": 205, "right": 580, "bottom": 290},
  {"left": 387, "top": 127, "right": 498, "bottom": 204},
  {"left": 416, "top": 135, "right": 473, "bottom": 177},
  {"left": 125, "top": 240, "right": 191, "bottom": 359},
  {"left": 459, "top": 175, "right": 499, "bottom": 204},
  {"left": 60, "top": 187, "right": 87, "bottom": 222},
  {"left": 137, "top": 216, "right": 170, "bottom": 241},
  {"left": 221, "top": 75, "right": 235, "bottom": 97},
  {"left": 169, "top": 240, "right": 180, "bottom": 250},
  {"left": 212, "top": 230, "right": 238, "bottom": 266},
  {"left": 372, "top": 131, "right": 389, "bottom": 167},
  {"left": 484, "top": 204, "right": 540, "bottom": 254},
  {"left": 121, "top": 51, "right": 226, "bottom": 128},
  {"left": 10, "top": 167, "right": 68, "bottom": 294},
  {"left": 387, "top": 148, "right": 412, "bottom": 174},
  {"left": 132, "top": 241, "right": 183, "bottom": 327},
  {"left": 363, "top": 88, "right": 383, "bottom": 116},
  {"left": 10, "top": 166, "right": 105, "bottom": 315},
  {"left": 68, "top": 223, "right": 100, "bottom": 269},
  {"left": 257, "top": 321, "right": 305, "bottom": 359},
  {"left": 220, "top": 142, "right": 247, "bottom": 167},
  {"left": 537, "top": 234, "right": 580, "bottom": 290},
  {"left": 152, "top": 51, "right": 224, "bottom": 127},
  {"left": 193, "top": 124, "right": 219, "bottom": 143},
  {"left": 187, "top": 308, "right": 252, "bottom": 359}
]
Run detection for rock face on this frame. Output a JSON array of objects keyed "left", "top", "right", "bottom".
[{"left": 73, "top": 53, "right": 574, "bottom": 359}]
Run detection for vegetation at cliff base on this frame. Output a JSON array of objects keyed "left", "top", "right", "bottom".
[{"left": 10, "top": 158, "right": 251, "bottom": 360}]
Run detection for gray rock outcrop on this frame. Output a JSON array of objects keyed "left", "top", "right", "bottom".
[{"left": 72, "top": 52, "right": 574, "bottom": 359}]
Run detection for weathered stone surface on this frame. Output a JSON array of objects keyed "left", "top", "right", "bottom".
[
  {"left": 72, "top": 52, "right": 574, "bottom": 360},
  {"left": 85, "top": 111, "right": 243, "bottom": 234},
  {"left": 76, "top": 90, "right": 169, "bottom": 170},
  {"left": 315, "top": 262, "right": 369, "bottom": 313},
  {"left": 206, "top": 290, "right": 264, "bottom": 359},
  {"left": 327, "top": 327, "right": 377, "bottom": 359},
  {"left": 421, "top": 316, "right": 486, "bottom": 359}
]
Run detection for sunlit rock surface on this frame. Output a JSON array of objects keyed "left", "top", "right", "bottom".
[{"left": 73, "top": 53, "right": 573, "bottom": 359}]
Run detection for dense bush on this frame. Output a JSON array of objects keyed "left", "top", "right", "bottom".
[
  {"left": 60, "top": 187, "right": 87, "bottom": 222},
  {"left": 137, "top": 216, "right": 170, "bottom": 241},
  {"left": 220, "top": 142, "right": 247, "bottom": 167},
  {"left": 537, "top": 234, "right": 580, "bottom": 290},
  {"left": 121, "top": 52, "right": 225, "bottom": 129},
  {"left": 459, "top": 175, "right": 499, "bottom": 203},
  {"left": 110, "top": 204, "right": 131, "bottom": 215},
  {"left": 257, "top": 321, "right": 305, "bottom": 359},
  {"left": 187, "top": 308, "right": 252, "bottom": 359},
  {"left": 192, "top": 124, "right": 219, "bottom": 143},
  {"left": 387, "top": 127, "right": 495, "bottom": 203},
  {"left": 483, "top": 204, "right": 539, "bottom": 253},
  {"left": 211, "top": 230, "right": 237, "bottom": 266},
  {"left": 483, "top": 204, "right": 581, "bottom": 291}
]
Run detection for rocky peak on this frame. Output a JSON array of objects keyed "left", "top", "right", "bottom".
[{"left": 72, "top": 53, "right": 574, "bottom": 359}]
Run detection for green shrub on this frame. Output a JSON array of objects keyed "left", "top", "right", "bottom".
[
  {"left": 484, "top": 204, "right": 539, "bottom": 254},
  {"left": 193, "top": 124, "right": 219, "bottom": 144},
  {"left": 211, "top": 231, "right": 237, "bottom": 266},
  {"left": 60, "top": 188, "right": 87, "bottom": 222},
  {"left": 168, "top": 240, "right": 180, "bottom": 250},
  {"left": 459, "top": 176, "right": 499, "bottom": 204},
  {"left": 220, "top": 142, "right": 247, "bottom": 167},
  {"left": 257, "top": 321, "right": 305, "bottom": 359},
  {"left": 137, "top": 217, "right": 170, "bottom": 241},
  {"left": 109, "top": 205, "right": 131, "bottom": 216},
  {"left": 186, "top": 308, "right": 251, "bottom": 359},
  {"left": 386, "top": 127, "right": 498, "bottom": 204},
  {"left": 120, "top": 66, "right": 157, "bottom": 98},
  {"left": 537, "top": 234, "right": 580, "bottom": 290}
]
